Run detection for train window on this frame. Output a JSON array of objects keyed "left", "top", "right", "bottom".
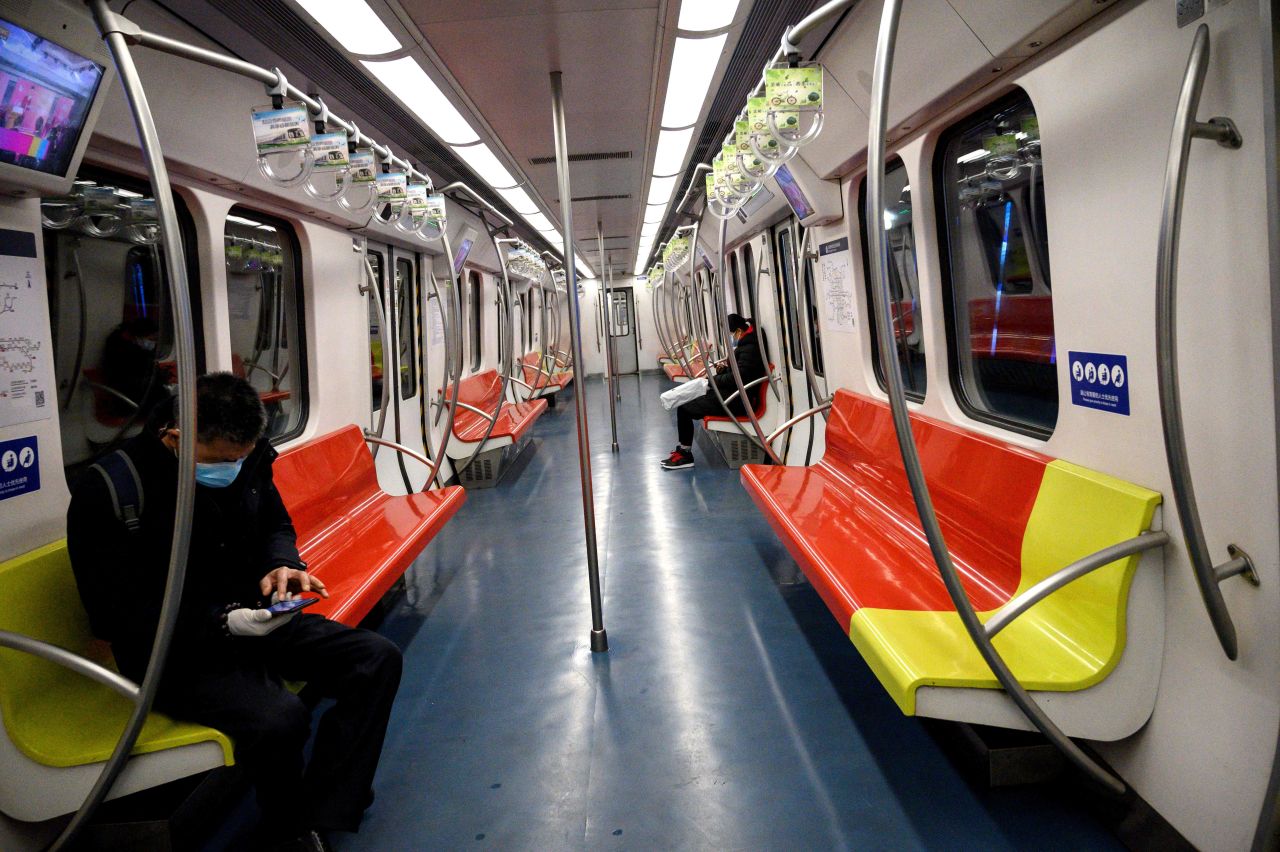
[
  {"left": 743, "top": 242, "right": 759, "bottom": 320},
  {"left": 859, "top": 157, "right": 926, "bottom": 400},
  {"left": 224, "top": 207, "right": 307, "bottom": 442},
  {"left": 367, "top": 250, "right": 385, "bottom": 419},
  {"left": 935, "top": 89, "right": 1056, "bottom": 435},
  {"left": 774, "top": 227, "right": 804, "bottom": 369},
  {"left": 43, "top": 168, "right": 204, "bottom": 479},
  {"left": 396, "top": 256, "right": 417, "bottom": 399},
  {"left": 468, "top": 270, "right": 483, "bottom": 371},
  {"left": 802, "top": 250, "right": 824, "bottom": 378},
  {"left": 728, "top": 251, "right": 743, "bottom": 313}
]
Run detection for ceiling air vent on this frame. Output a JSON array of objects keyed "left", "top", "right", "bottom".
[
  {"left": 529, "top": 151, "right": 633, "bottom": 165},
  {"left": 569, "top": 194, "right": 632, "bottom": 202}
]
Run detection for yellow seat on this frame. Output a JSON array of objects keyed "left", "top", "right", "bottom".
[
  {"left": 0, "top": 540, "right": 233, "bottom": 768},
  {"left": 848, "top": 460, "right": 1162, "bottom": 715}
]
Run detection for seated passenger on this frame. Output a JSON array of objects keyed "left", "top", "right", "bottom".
[
  {"left": 661, "top": 314, "right": 767, "bottom": 470},
  {"left": 100, "top": 317, "right": 165, "bottom": 418},
  {"left": 67, "top": 373, "right": 402, "bottom": 852}
]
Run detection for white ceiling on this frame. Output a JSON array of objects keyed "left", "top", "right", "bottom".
[{"left": 397, "top": 0, "right": 671, "bottom": 277}]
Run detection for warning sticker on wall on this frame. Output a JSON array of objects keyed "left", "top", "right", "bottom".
[
  {"left": 1068, "top": 351, "right": 1129, "bottom": 416},
  {"left": 0, "top": 435, "right": 38, "bottom": 501}
]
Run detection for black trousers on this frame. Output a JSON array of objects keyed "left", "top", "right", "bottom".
[
  {"left": 677, "top": 392, "right": 745, "bottom": 446},
  {"left": 154, "top": 614, "right": 402, "bottom": 836}
]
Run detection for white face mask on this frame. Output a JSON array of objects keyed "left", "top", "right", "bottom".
[{"left": 136, "top": 338, "right": 157, "bottom": 352}]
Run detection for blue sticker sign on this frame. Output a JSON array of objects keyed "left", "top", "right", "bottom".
[
  {"left": 0, "top": 435, "right": 38, "bottom": 501},
  {"left": 1068, "top": 351, "right": 1129, "bottom": 416}
]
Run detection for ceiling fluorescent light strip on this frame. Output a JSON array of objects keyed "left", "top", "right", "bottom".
[
  {"left": 295, "top": 0, "right": 402, "bottom": 55},
  {"left": 677, "top": 0, "right": 741, "bottom": 33},
  {"left": 361, "top": 57, "right": 479, "bottom": 145}
]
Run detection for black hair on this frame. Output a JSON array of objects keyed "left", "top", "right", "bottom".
[
  {"left": 727, "top": 314, "right": 751, "bottom": 334},
  {"left": 150, "top": 372, "right": 266, "bottom": 446}
]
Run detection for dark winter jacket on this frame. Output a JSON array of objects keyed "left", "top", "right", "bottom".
[
  {"left": 66, "top": 432, "right": 305, "bottom": 682},
  {"left": 710, "top": 326, "right": 769, "bottom": 414}
]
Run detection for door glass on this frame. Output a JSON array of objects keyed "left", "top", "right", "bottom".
[
  {"left": 396, "top": 256, "right": 417, "bottom": 398},
  {"left": 367, "top": 251, "right": 384, "bottom": 419},
  {"left": 775, "top": 229, "right": 804, "bottom": 369},
  {"left": 224, "top": 208, "right": 306, "bottom": 441}
]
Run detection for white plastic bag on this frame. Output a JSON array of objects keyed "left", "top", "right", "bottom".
[{"left": 660, "top": 377, "right": 709, "bottom": 411}]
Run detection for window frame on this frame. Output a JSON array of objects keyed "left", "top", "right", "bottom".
[
  {"left": 224, "top": 204, "right": 309, "bottom": 445},
  {"left": 394, "top": 252, "right": 418, "bottom": 399},
  {"left": 773, "top": 226, "right": 804, "bottom": 370},
  {"left": 858, "top": 156, "right": 925, "bottom": 402},
  {"left": 932, "top": 87, "right": 1057, "bottom": 439},
  {"left": 468, "top": 269, "right": 483, "bottom": 372}
]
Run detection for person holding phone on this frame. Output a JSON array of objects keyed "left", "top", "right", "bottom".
[{"left": 67, "top": 373, "right": 401, "bottom": 852}]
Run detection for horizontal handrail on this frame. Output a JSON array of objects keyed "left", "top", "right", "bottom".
[
  {"left": 765, "top": 401, "right": 833, "bottom": 445},
  {"left": 362, "top": 433, "right": 434, "bottom": 470},
  {"left": 984, "top": 531, "right": 1171, "bottom": 638},
  {"left": 446, "top": 400, "right": 498, "bottom": 420},
  {"left": 720, "top": 375, "right": 770, "bottom": 407},
  {"left": 0, "top": 630, "right": 139, "bottom": 701},
  {"left": 506, "top": 375, "right": 535, "bottom": 391},
  {"left": 437, "top": 181, "right": 514, "bottom": 227}
]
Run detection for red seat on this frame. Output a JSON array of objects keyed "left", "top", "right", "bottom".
[
  {"left": 446, "top": 370, "right": 547, "bottom": 444},
  {"left": 274, "top": 425, "right": 466, "bottom": 626},
  {"left": 740, "top": 391, "right": 1044, "bottom": 630},
  {"left": 703, "top": 364, "right": 772, "bottom": 426},
  {"left": 520, "top": 352, "right": 573, "bottom": 394}
]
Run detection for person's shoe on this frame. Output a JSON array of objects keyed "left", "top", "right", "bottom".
[{"left": 661, "top": 447, "right": 694, "bottom": 470}]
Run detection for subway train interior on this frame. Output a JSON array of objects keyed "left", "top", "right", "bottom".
[{"left": 0, "top": 0, "right": 1278, "bottom": 849}]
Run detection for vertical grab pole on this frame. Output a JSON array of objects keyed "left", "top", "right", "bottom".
[
  {"left": 597, "top": 223, "right": 620, "bottom": 449},
  {"left": 57, "top": 4, "right": 201, "bottom": 848},
  {"left": 551, "top": 71, "right": 608, "bottom": 652},
  {"left": 865, "top": 0, "right": 1123, "bottom": 796}
]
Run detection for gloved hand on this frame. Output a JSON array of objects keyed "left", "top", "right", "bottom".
[{"left": 225, "top": 606, "right": 295, "bottom": 637}]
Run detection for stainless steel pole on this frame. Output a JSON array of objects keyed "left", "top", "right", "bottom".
[
  {"left": 597, "top": 223, "right": 620, "bottom": 450},
  {"left": 57, "top": 4, "right": 200, "bottom": 847},
  {"left": 865, "top": 0, "right": 1123, "bottom": 796},
  {"left": 551, "top": 71, "right": 608, "bottom": 652}
]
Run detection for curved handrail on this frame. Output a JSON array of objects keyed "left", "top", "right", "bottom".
[
  {"left": 362, "top": 258, "right": 392, "bottom": 457},
  {"left": 60, "top": 246, "right": 89, "bottom": 411},
  {"left": 56, "top": 5, "right": 201, "bottom": 848},
  {"left": 1155, "top": 23, "right": 1254, "bottom": 661},
  {"left": 765, "top": 400, "right": 833, "bottom": 445},
  {"left": 424, "top": 230, "right": 464, "bottom": 489},
  {"left": 984, "top": 532, "right": 1171, "bottom": 639},
  {"left": 428, "top": 271, "right": 451, "bottom": 429},
  {"left": 417, "top": 271, "right": 441, "bottom": 488},
  {"left": 0, "top": 631, "right": 139, "bottom": 700},
  {"left": 711, "top": 217, "right": 782, "bottom": 462},
  {"left": 793, "top": 227, "right": 831, "bottom": 419},
  {"left": 751, "top": 238, "right": 784, "bottom": 403},
  {"left": 866, "top": 0, "right": 1125, "bottom": 797},
  {"left": 454, "top": 232, "right": 513, "bottom": 477}
]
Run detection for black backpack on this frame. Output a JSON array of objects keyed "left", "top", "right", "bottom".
[{"left": 90, "top": 449, "right": 144, "bottom": 534}]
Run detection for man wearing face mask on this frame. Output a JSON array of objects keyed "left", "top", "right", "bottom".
[
  {"left": 67, "top": 372, "right": 401, "bottom": 852},
  {"left": 661, "top": 314, "right": 768, "bottom": 470}
]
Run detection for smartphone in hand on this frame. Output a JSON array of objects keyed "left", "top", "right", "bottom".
[{"left": 266, "top": 597, "right": 320, "bottom": 617}]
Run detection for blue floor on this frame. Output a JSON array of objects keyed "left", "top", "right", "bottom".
[{"left": 215, "top": 372, "right": 1121, "bottom": 850}]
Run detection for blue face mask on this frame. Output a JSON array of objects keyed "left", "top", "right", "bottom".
[{"left": 195, "top": 458, "right": 244, "bottom": 488}]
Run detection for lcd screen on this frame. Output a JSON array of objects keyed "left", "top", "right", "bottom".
[
  {"left": 0, "top": 18, "right": 103, "bottom": 179},
  {"left": 453, "top": 237, "right": 474, "bottom": 274},
  {"left": 773, "top": 164, "right": 815, "bottom": 221}
]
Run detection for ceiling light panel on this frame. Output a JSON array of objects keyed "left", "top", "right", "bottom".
[
  {"left": 660, "top": 34, "right": 728, "bottom": 128},
  {"left": 524, "top": 212, "right": 554, "bottom": 232},
  {"left": 644, "top": 205, "right": 667, "bottom": 224},
  {"left": 652, "top": 127, "right": 696, "bottom": 177},
  {"left": 361, "top": 58, "right": 479, "bottom": 145},
  {"left": 647, "top": 174, "right": 678, "bottom": 206},
  {"left": 295, "top": 0, "right": 402, "bottom": 55},
  {"left": 677, "top": 0, "right": 740, "bottom": 32},
  {"left": 641, "top": 222, "right": 660, "bottom": 238},
  {"left": 451, "top": 142, "right": 518, "bottom": 189},
  {"left": 497, "top": 187, "right": 539, "bottom": 216}
]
